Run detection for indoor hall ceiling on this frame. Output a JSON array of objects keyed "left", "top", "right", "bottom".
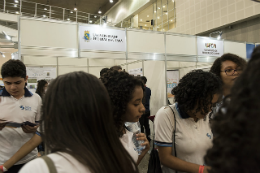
[{"left": 26, "top": 0, "right": 119, "bottom": 14}]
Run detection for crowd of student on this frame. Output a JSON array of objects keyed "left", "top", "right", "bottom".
[{"left": 0, "top": 45, "right": 260, "bottom": 173}]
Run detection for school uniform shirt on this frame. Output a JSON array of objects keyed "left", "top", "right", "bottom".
[
  {"left": 154, "top": 103, "right": 213, "bottom": 173},
  {"left": 19, "top": 152, "right": 91, "bottom": 173},
  {"left": 0, "top": 87, "right": 42, "bottom": 165},
  {"left": 120, "top": 129, "right": 139, "bottom": 163}
]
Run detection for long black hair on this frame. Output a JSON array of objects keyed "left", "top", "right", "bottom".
[
  {"left": 205, "top": 46, "right": 260, "bottom": 173},
  {"left": 100, "top": 70, "right": 144, "bottom": 137},
  {"left": 41, "top": 71, "right": 138, "bottom": 173},
  {"left": 35, "top": 80, "right": 47, "bottom": 98},
  {"left": 172, "top": 70, "right": 221, "bottom": 115}
]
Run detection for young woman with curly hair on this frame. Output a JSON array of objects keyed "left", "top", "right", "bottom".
[
  {"left": 205, "top": 46, "right": 260, "bottom": 173},
  {"left": 100, "top": 70, "right": 150, "bottom": 165},
  {"left": 210, "top": 54, "right": 246, "bottom": 115},
  {"left": 154, "top": 70, "right": 221, "bottom": 173}
]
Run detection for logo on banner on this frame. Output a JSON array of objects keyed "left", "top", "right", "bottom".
[
  {"left": 205, "top": 43, "right": 216, "bottom": 48},
  {"left": 84, "top": 31, "right": 90, "bottom": 41}
]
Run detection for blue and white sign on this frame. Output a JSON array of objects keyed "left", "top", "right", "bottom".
[{"left": 79, "top": 25, "right": 126, "bottom": 52}]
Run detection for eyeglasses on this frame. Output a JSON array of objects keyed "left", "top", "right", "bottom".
[{"left": 221, "top": 69, "right": 242, "bottom": 76}]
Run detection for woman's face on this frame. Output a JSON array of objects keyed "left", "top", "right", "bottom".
[
  {"left": 44, "top": 83, "right": 48, "bottom": 93},
  {"left": 194, "top": 94, "right": 220, "bottom": 119},
  {"left": 123, "top": 86, "right": 145, "bottom": 122},
  {"left": 220, "top": 60, "right": 241, "bottom": 88}
]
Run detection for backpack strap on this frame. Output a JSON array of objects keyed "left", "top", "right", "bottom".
[
  {"left": 169, "top": 105, "right": 178, "bottom": 173},
  {"left": 41, "top": 155, "right": 58, "bottom": 173}
]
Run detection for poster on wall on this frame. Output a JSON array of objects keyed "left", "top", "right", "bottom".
[
  {"left": 167, "top": 70, "right": 179, "bottom": 98},
  {"left": 129, "top": 68, "right": 143, "bottom": 76},
  {"left": 246, "top": 43, "right": 255, "bottom": 59},
  {"left": 197, "top": 37, "right": 223, "bottom": 57},
  {"left": 26, "top": 67, "right": 57, "bottom": 93},
  {"left": 79, "top": 25, "right": 126, "bottom": 52}
]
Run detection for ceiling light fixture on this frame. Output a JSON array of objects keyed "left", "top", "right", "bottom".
[
  {"left": 110, "top": 0, "right": 113, "bottom": 3},
  {"left": 147, "top": 15, "right": 149, "bottom": 17},
  {"left": 145, "top": 24, "right": 147, "bottom": 26},
  {"left": 140, "top": 19, "right": 142, "bottom": 21},
  {"left": 74, "top": 3, "right": 77, "bottom": 11},
  {"left": 67, "top": 18, "right": 70, "bottom": 21},
  {"left": 94, "top": 15, "right": 97, "bottom": 18},
  {"left": 170, "top": 20, "right": 173, "bottom": 22},
  {"left": 158, "top": 7, "right": 160, "bottom": 9},
  {"left": 163, "top": 5, "right": 165, "bottom": 8},
  {"left": 14, "top": 0, "right": 19, "bottom": 3},
  {"left": 89, "top": 20, "right": 92, "bottom": 23},
  {"left": 44, "top": 7, "right": 47, "bottom": 10},
  {"left": 2, "top": 31, "right": 11, "bottom": 40},
  {"left": 154, "top": 11, "right": 156, "bottom": 13},
  {"left": 70, "top": 11, "right": 73, "bottom": 13},
  {"left": 15, "top": 11, "right": 19, "bottom": 14},
  {"left": 98, "top": 9, "right": 102, "bottom": 14},
  {"left": 157, "top": 17, "right": 160, "bottom": 19},
  {"left": 43, "top": 14, "right": 46, "bottom": 17}
]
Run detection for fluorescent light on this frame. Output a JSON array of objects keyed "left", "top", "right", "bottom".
[
  {"left": 110, "top": 0, "right": 113, "bottom": 3},
  {"left": 163, "top": 6, "right": 165, "bottom": 8},
  {"left": 170, "top": 20, "right": 173, "bottom": 22},
  {"left": 154, "top": 11, "right": 156, "bottom": 13},
  {"left": 74, "top": 7, "right": 77, "bottom": 11},
  {"left": 44, "top": 8, "right": 47, "bottom": 10},
  {"left": 89, "top": 20, "right": 92, "bottom": 23},
  {"left": 98, "top": 9, "right": 102, "bottom": 14},
  {"left": 94, "top": 16, "right": 97, "bottom": 18},
  {"left": 67, "top": 18, "right": 70, "bottom": 21},
  {"left": 14, "top": 0, "right": 19, "bottom": 3},
  {"left": 43, "top": 14, "right": 46, "bottom": 17},
  {"left": 15, "top": 11, "right": 19, "bottom": 14},
  {"left": 157, "top": 17, "right": 160, "bottom": 19},
  {"left": 70, "top": 11, "right": 73, "bottom": 13},
  {"left": 2, "top": 31, "right": 11, "bottom": 40},
  {"left": 14, "top": 4, "right": 18, "bottom": 7},
  {"left": 165, "top": 13, "right": 168, "bottom": 15},
  {"left": 147, "top": 15, "right": 149, "bottom": 17},
  {"left": 158, "top": 7, "right": 160, "bottom": 9}
]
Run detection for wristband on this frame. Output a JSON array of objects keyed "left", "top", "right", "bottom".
[
  {"left": 199, "top": 165, "right": 205, "bottom": 173},
  {"left": 0, "top": 165, "right": 8, "bottom": 172}
]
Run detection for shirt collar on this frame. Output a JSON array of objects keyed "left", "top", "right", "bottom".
[
  {"left": 175, "top": 102, "right": 190, "bottom": 119},
  {"left": 0, "top": 87, "right": 33, "bottom": 97}
]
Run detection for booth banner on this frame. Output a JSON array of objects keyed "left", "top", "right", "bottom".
[
  {"left": 129, "top": 68, "right": 143, "bottom": 76},
  {"left": 167, "top": 70, "right": 179, "bottom": 98},
  {"left": 197, "top": 38, "right": 223, "bottom": 57},
  {"left": 26, "top": 67, "right": 57, "bottom": 93},
  {"left": 79, "top": 25, "right": 126, "bottom": 52},
  {"left": 246, "top": 43, "right": 256, "bottom": 59}
]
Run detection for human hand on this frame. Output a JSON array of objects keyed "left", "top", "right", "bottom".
[
  {"left": 136, "top": 133, "right": 150, "bottom": 151},
  {"left": 21, "top": 125, "right": 38, "bottom": 133}
]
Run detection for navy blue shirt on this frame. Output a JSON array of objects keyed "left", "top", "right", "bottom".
[{"left": 144, "top": 87, "right": 151, "bottom": 112}]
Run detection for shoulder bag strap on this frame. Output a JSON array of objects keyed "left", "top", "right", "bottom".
[
  {"left": 41, "top": 155, "right": 58, "bottom": 173},
  {"left": 169, "top": 105, "right": 178, "bottom": 173}
]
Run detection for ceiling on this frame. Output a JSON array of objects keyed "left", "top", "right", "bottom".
[{"left": 11, "top": 0, "right": 119, "bottom": 15}]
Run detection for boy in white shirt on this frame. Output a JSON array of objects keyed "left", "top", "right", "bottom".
[{"left": 0, "top": 60, "right": 41, "bottom": 173}]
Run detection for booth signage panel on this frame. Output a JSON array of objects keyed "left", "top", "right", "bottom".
[
  {"left": 129, "top": 68, "right": 143, "bottom": 76},
  {"left": 197, "top": 38, "right": 223, "bottom": 57},
  {"left": 79, "top": 25, "right": 126, "bottom": 52},
  {"left": 246, "top": 43, "right": 255, "bottom": 59},
  {"left": 167, "top": 70, "right": 179, "bottom": 98}
]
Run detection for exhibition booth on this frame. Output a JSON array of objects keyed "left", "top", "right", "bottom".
[{"left": 17, "top": 16, "right": 255, "bottom": 117}]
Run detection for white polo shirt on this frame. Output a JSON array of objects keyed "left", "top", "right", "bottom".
[
  {"left": 154, "top": 103, "right": 213, "bottom": 173},
  {"left": 0, "top": 87, "right": 42, "bottom": 165}
]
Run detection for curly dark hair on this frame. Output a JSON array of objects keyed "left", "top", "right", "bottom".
[
  {"left": 205, "top": 46, "right": 260, "bottom": 173},
  {"left": 210, "top": 53, "right": 247, "bottom": 81},
  {"left": 1, "top": 59, "right": 26, "bottom": 79},
  {"left": 172, "top": 70, "right": 221, "bottom": 115},
  {"left": 110, "top": 66, "right": 122, "bottom": 71},
  {"left": 100, "top": 70, "right": 144, "bottom": 137}
]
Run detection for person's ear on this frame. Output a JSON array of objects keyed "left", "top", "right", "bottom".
[{"left": 25, "top": 76, "right": 28, "bottom": 83}]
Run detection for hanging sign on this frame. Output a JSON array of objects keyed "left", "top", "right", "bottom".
[
  {"left": 129, "top": 68, "right": 143, "bottom": 76},
  {"left": 79, "top": 25, "right": 126, "bottom": 52},
  {"left": 197, "top": 37, "right": 223, "bottom": 57},
  {"left": 167, "top": 70, "right": 179, "bottom": 98}
]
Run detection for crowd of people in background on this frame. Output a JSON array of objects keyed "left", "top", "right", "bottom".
[{"left": 0, "top": 45, "right": 260, "bottom": 173}]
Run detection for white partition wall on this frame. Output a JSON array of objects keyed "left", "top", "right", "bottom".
[
  {"left": 224, "top": 41, "right": 247, "bottom": 59},
  {"left": 20, "top": 18, "right": 78, "bottom": 57}
]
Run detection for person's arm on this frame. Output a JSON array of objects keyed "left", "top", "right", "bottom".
[
  {"left": 136, "top": 133, "right": 150, "bottom": 165},
  {"left": 158, "top": 146, "right": 210, "bottom": 173},
  {"left": 2, "top": 134, "right": 42, "bottom": 170}
]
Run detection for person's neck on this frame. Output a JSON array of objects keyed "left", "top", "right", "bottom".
[
  {"left": 222, "top": 85, "right": 231, "bottom": 96},
  {"left": 13, "top": 90, "right": 25, "bottom": 100}
]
